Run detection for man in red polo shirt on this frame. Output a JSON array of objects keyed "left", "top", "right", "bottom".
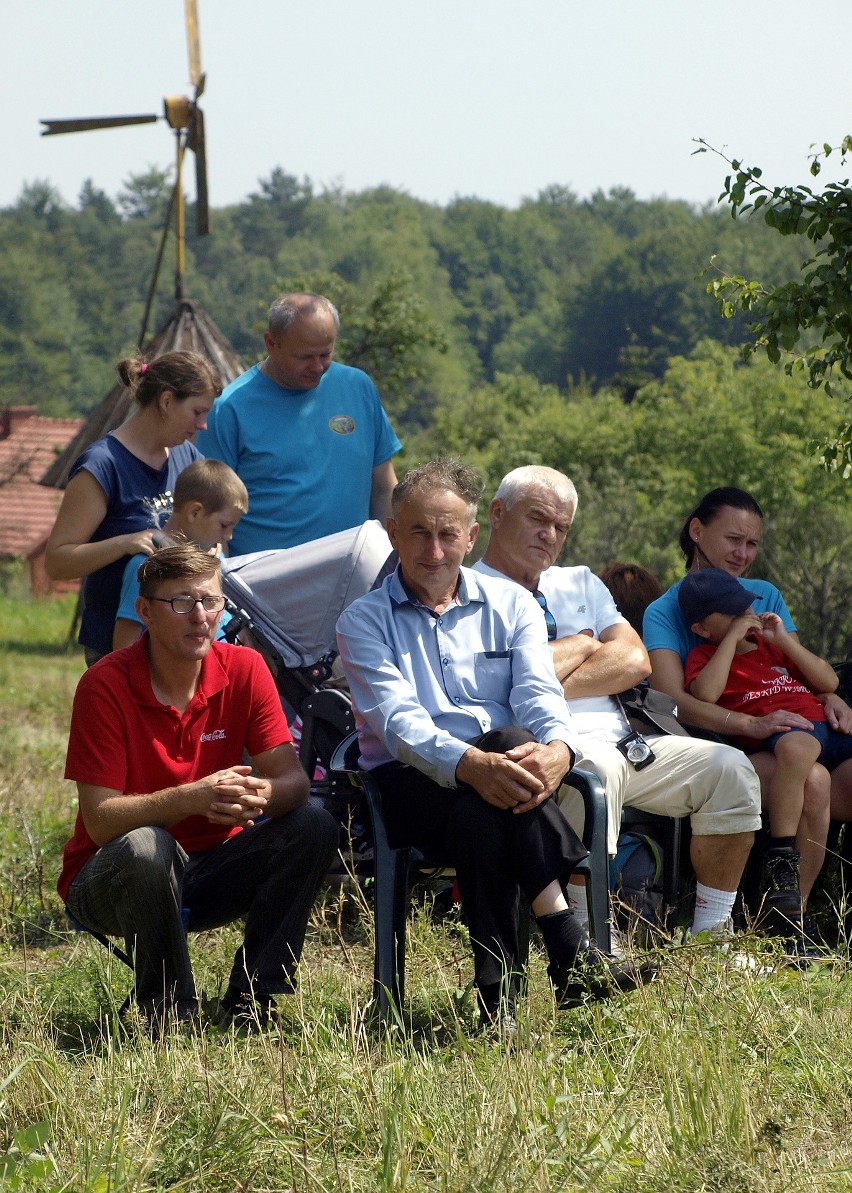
[{"left": 59, "top": 543, "right": 337, "bottom": 1034}]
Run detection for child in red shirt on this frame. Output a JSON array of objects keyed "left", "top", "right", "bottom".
[{"left": 680, "top": 568, "right": 845, "bottom": 937}]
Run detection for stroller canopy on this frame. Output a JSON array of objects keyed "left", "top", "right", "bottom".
[{"left": 221, "top": 520, "right": 393, "bottom": 669}]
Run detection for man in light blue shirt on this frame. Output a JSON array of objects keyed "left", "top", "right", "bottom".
[{"left": 336, "top": 458, "right": 654, "bottom": 1026}]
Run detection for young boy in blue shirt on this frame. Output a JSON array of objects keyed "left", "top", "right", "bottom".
[{"left": 113, "top": 459, "right": 248, "bottom": 651}]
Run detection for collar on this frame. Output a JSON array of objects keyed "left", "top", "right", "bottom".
[
  {"left": 388, "top": 564, "right": 485, "bottom": 610},
  {"left": 257, "top": 360, "right": 330, "bottom": 396},
  {"left": 475, "top": 558, "right": 542, "bottom": 592},
  {"left": 126, "top": 635, "right": 230, "bottom": 710}
]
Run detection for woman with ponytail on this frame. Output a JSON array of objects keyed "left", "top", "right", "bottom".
[{"left": 46, "top": 351, "right": 220, "bottom": 665}]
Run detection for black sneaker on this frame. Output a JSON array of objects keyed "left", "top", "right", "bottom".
[
  {"left": 548, "top": 944, "right": 658, "bottom": 1009},
  {"left": 218, "top": 987, "right": 277, "bottom": 1032},
  {"left": 757, "top": 847, "right": 802, "bottom": 931}
]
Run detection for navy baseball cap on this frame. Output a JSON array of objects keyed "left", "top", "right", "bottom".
[{"left": 678, "top": 568, "right": 754, "bottom": 625}]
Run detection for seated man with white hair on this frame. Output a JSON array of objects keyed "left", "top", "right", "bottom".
[{"left": 475, "top": 466, "right": 764, "bottom": 941}]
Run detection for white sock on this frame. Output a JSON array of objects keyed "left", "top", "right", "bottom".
[
  {"left": 566, "top": 883, "right": 589, "bottom": 929},
  {"left": 692, "top": 883, "right": 736, "bottom": 934}
]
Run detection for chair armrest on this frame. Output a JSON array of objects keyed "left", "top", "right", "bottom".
[
  {"left": 329, "top": 730, "right": 361, "bottom": 775},
  {"left": 566, "top": 766, "right": 608, "bottom": 856}
]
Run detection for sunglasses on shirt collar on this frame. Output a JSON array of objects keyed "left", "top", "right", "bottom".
[{"left": 533, "top": 590, "right": 558, "bottom": 641}]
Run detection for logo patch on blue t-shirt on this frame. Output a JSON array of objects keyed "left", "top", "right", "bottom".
[{"left": 328, "top": 415, "right": 356, "bottom": 435}]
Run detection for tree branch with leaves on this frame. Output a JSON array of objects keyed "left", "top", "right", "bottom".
[{"left": 694, "top": 136, "right": 852, "bottom": 472}]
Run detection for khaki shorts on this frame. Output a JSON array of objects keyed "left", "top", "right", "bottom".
[{"left": 560, "top": 733, "right": 762, "bottom": 855}]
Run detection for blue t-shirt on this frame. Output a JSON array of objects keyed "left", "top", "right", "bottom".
[
  {"left": 116, "top": 549, "right": 233, "bottom": 641},
  {"left": 196, "top": 362, "right": 402, "bottom": 555},
  {"left": 71, "top": 436, "right": 201, "bottom": 654},
  {"left": 642, "top": 576, "right": 796, "bottom": 663}
]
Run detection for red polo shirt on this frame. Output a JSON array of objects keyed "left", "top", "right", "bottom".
[{"left": 58, "top": 637, "right": 291, "bottom": 901}]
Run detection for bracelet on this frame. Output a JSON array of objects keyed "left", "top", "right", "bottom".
[{"left": 723, "top": 712, "right": 732, "bottom": 731}]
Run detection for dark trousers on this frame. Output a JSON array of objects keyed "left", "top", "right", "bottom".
[
  {"left": 66, "top": 805, "right": 338, "bottom": 1012},
  {"left": 371, "top": 727, "right": 586, "bottom": 988}
]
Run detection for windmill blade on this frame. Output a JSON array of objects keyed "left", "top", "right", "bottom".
[
  {"left": 185, "top": 0, "right": 204, "bottom": 95},
  {"left": 187, "top": 105, "right": 210, "bottom": 236},
  {"left": 41, "top": 114, "right": 158, "bottom": 136}
]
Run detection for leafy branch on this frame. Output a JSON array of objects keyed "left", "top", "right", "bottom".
[{"left": 693, "top": 136, "right": 852, "bottom": 472}]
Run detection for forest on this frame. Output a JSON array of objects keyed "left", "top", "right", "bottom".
[{"left": 2, "top": 165, "right": 850, "bottom": 657}]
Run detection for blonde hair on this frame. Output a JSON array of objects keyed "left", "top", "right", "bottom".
[
  {"left": 137, "top": 543, "right": 221, "bottom": 598},
  {"left": 173, "top": 459, "right": 248, "bottom": 515}
]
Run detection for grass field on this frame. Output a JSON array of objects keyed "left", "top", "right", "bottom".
[{"left": 2, "top": 594, "right": 852, "bottom": 1191}]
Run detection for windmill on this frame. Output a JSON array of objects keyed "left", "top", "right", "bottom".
[
  {"left": 38, "top": 0, "right": 247, "bottom": 495},
  {"left": 40, "top": 0, "right": 210, "bottom": 318}
]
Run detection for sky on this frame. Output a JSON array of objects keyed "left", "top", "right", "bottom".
[{"left": 3, "top": 0, "right": 851, "bottom": 215}]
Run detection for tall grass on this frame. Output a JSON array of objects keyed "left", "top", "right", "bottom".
[{"left": 2, "top": 595, "right": 852, "bottom": 1190}]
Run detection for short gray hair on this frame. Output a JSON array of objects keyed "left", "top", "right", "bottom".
[
  {"left": 494, "top": 466, "right": 578, "bottom": 517},
  {"left": 268, "top": 293, "right": 340, "bottom": 338},
  {"left": 393, "top": 457, "right": 483, "bottom": 527}
]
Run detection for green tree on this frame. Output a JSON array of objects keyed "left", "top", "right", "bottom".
[
  {"left": 116, "top": 166, "right": 173, "bottom": 222},
  {"left": 630, "top": 342, "right": 852, "bottom": 655},
  {"left": 418, "top": 342, "right": 852, "bottom": 654},
  {"left": 697, "top": 136, "right": 852, "bottom": 472},
  {"left": 560, "top": 202, "right": 745, "bottom": 384}
]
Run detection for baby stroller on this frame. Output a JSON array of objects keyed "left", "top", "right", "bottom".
[{"left": 220, "top": 520, "right": 394, "bottom": 861}]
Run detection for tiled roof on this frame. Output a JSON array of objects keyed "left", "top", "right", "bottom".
[
  {"left": 0, "top": 415, "right": 84, "bottom": 483},
  {"left": 0, "top": 477, "right": 65, "bottom": 559},
  {"left": 0, "top": 415, "right": 84, "bottom": 559}
]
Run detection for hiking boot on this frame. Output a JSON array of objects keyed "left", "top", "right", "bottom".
[
  {"left": 548, "top": 941, "right": 658, "bottom": 1009},
  {"left": 781, "top": 912, "right": 829, "bottom": 967},
  {"left": 757, "top": 847, "right": 802, "bottom": 934}
]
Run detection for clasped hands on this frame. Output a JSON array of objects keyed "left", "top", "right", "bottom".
[
  {"left": 202, "top": 765, "right": 271, "bottom": 827},
  {"left": 456, "top": 740, "right": 572, "bottom": 813}
]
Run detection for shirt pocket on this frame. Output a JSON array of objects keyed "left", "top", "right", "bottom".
[{"left": 471, "top": 651, "right": 513, "bottom": 702}]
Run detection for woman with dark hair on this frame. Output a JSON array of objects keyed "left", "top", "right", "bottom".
[
  {"left": 45, "top": 351, "right": 220, "bottom": 665},
  {"left": 643, "top": 486, "right": 851, "bottom": 921}
]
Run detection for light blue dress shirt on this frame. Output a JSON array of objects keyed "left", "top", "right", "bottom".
[{"left": 336, "top": 565, "right": 577, "bottom": 786}]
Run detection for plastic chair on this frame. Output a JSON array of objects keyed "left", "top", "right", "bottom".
[{"left": 330, "top": 732, "right": 612, "bottom": 1017}]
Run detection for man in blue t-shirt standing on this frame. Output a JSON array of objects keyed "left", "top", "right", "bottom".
[{"left": 197, "top": 293, "right": 402, "bottom": 555}]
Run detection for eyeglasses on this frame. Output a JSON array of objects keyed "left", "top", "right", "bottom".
[
  {"left": 533, "top": 590, "right": 558, "bottom": 641},
  {"left": 150, "top": 594, "right": 226, "bottom": 615}
]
